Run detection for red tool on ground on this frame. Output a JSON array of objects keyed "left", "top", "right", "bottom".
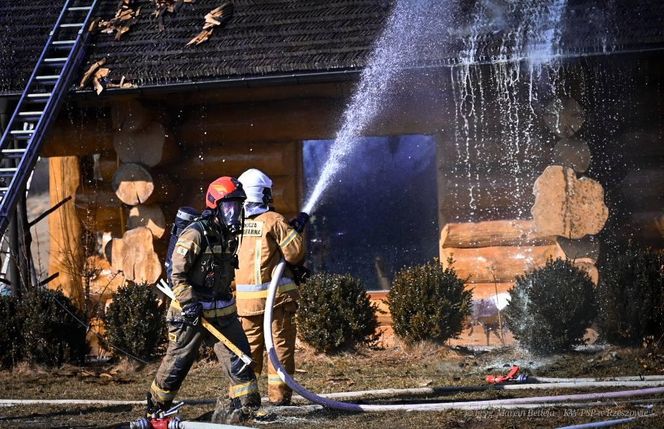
[
  {"left": 486, "top": 365, "right": 527, "bottom": 384},
  {"left": 130, "top": 402, "right": 183, "bottom": 429}
]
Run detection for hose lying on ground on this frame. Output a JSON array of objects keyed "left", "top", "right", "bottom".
[{"left": 263, "top": 260, "right": 664, "bottom": 412}]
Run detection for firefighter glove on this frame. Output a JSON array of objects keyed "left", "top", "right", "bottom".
[
  {"left": 181, "top": 301, "right": 203, "bottom": 325},
  {"left": 289, "top": 212, "right": 310, "bottom": 233},
  {"left": 288, "top": 263, "right": 311, "bottom": 286}
]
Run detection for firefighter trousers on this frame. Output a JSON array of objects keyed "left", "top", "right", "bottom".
[
  {"left": 149, "top": 310, "right": 259, "bottom": 407},
  {"left": 240, "top": 301, "right": 297, "bottom": 404}
]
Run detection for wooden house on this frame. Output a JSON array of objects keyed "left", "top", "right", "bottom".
[{"left": 1, "top": 0, "right": 662, "bottom": 345}]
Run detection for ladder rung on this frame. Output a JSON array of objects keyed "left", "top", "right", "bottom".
[
  {"left": 68, "top": 6, "right": 92, "bottom": 11},
  {"left": 52, "top": 40, "right": 76, "bottom": 45},
  {"left": 44, "top": 57, "right": 68, "bottom": 63},
  {"left": 18, "top": 111, "right": 44, "bottom": 118},
  {"left": 27, "top": 93, "right": 52, "bottom": 98},
  {"left": 9, "top": 131, "right": 34, "bottom": 141},
  {"left": 36, "top": 75, "right": 61, "bottom": 81},
  {"left": 0, "top": 169, "right": 17, "bottom": 178},
  {"left": 61, "top": 23, "right": 85, "bottom": 28},
  {"left": 1, "top": 149, "right": 26, "bottom": 158}
]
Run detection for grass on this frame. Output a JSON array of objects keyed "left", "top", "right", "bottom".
[{"left": 0, "top": 343, "right": 663, "bottom": 428}]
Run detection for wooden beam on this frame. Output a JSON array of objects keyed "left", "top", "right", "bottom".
[{"left": 48, "top": 156, "right": 84, "bottom": 307}]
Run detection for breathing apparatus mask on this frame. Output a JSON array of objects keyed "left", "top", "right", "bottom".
[{"left": 217, "top": 198, "right": 244, "bottom": 235}]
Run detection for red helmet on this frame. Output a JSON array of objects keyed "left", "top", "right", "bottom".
[{"left": 206, "top": 176, "right": 246, "bottom": 209}]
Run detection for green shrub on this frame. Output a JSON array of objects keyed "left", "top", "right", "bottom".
[
  {"left": 20, "top": 289, "right": 88, "bottom": 366},
  {"left": 0, "top": 295, "right": 22, "bottom": 367},
  {"left": 104, "top": 283, "right": 165, "bottom": 360},
  {"left": 598, "top": 245, "right": 664, "bottom": 346},
  {"left": 297, "top": 273, "right": 378, "bottom": 353},
  {"left": 505, "top": 259, "right": 596, "bottom": 355},
  {"left": 388, "top": 259, "right": 472, "bottom": 344}
]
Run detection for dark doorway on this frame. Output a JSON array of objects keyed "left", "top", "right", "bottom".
[{"left": 303, "top": 135, "right": 439, "bottom": 290}]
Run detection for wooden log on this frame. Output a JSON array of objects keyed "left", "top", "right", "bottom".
[
  {"left": 620, "top": 168, "right": 664, "bottom": 209},
  {"left": 552, "top": 137, "right": 591, "bottom": 173},
  {"left": 556, "top": 236, "right": 600, "bottom": 263},
  {"left": 174, "top": 142, "right": 299, "bottom": 180},
  {"left": 531, "top": 166, "right": 609, "bottom": 239},
  {"left": 442, "top": 244, "right": 566, "bottom": 284},
  {"left": 177, "top": 94, "right": 455, "bottom": 147},
  {"left": 111, "top": 99, "right": 154, "bottom": 133},
  {"left": 573, "top": 259, "right": 599, "bottom": 285},
  {"left": 112, "top": 164, "right": 154, "bottom": 206},
  {"left": 122, "top": 227, "right": 162, "bottom": 285},
  {"left": 113, "top": 121, "right": 178, "bottom": 167},
  {"left": 618, "top": 130, "right": 664, "bottom": 164},
  {"left": 48, "top": 156, "right": 84, "bottom": 307},
  {"left": 440, "top": 220, "right": 555, "bottom": 249},
  {"left": 93, "top": 152, "right": 118, "bottom": 182},
  {"left": 112, "top": 163, "right": 178, "bottom": 206},
  {"left": 179, "top": 174, "right": 299, "bottom": 215},
  {"left": 105, "top": 237, "right": 125, "bottom": 273},
  {"left": 127, "top": 204, "right": 166, "bottom": 239},
  {"left": 42, "top": 116, "right": 114, "bottom": 157},
  {"left": 542, "top": 97, "right": 585, "bottom": 138},
  {"left": 84, "top": 255, "right": 125, "bottom": 301},
  {"left": 75, "top": 185, "right": 124, "bottom": 234},
  {"left": 627, "top": 211, "right": 664, "bottom": 248}
]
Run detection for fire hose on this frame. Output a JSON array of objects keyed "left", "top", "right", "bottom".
[{"left": 263, "top": 259, "right": 664, "bottom": 412}]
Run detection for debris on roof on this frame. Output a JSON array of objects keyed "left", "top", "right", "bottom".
[
  {"left": 79, "top": 58, "right": 107, "bottom": 90},
  {"left": 92, "top": 0, "right": 141, "bottom": 41},
  {"left": 153, "top": 0, "right": 195, "bottom": 31},
  {"left": 79, "top": 58, "right": 135, "bottom": 95},
  {"left": 186, "top": 2, "right": 233, "bottom": 46}
]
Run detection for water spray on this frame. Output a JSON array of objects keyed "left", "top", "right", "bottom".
[{"left": 302, "top": 0, "right": 451, "bottom": 214}]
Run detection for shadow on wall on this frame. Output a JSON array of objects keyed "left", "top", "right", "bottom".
[{"left": 303, "top": 135, "right": 439, "bottom": 290}]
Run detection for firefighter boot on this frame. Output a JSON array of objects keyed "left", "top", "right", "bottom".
[{"left": 211, "top": 398, "right": 244, "bottom": 424}]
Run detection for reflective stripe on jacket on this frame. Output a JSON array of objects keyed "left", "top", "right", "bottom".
[{"left": 235, "top": 210, "right": 305, "bottom": 316}]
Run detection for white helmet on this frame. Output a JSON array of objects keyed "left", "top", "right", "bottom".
[{"left": 238, "top": 168, "right": 273, "bottom": 204}]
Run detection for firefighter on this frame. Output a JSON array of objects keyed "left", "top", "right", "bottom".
[
  {"left": 147, "top": 176, "right": 260, "bottom": 424},
  {"left": 235, "top": 168, "right": 309, "bottom": 406}
]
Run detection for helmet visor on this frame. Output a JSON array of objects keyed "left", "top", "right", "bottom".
[{"left": 219, "top": 199, "right": 243, "bottom": 232}]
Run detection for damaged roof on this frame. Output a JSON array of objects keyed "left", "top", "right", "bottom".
[{"left": 1, "top": 0, "right": 663, "bottom": 96}]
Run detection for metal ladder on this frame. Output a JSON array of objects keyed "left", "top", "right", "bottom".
[{"left": 0, "top": 0, "right": 99, "bottom": 237}]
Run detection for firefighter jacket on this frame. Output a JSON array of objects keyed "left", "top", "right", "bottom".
[
  {"left": 235, "top": 210, "right": 305, "bottom": 316},
  {"left": 170, "top": 218, "right": 238, "bottom": 318}
]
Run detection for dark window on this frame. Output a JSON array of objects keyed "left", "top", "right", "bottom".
[{"left": 303, "top": 135, "right": 439, "bottom": 290}]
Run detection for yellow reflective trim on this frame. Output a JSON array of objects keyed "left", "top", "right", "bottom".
[
  {"left": 229, "top": 379, "right": 259, "bottom": 398},
  {"left": 236, "top": 282, "right": 297, "bottom": 300},
  {"left": 279, "top": 229, "right": 299, "bottom": 248},
  {"left": 172, "top": 283, "right": 189, "bottom": 296},
  {"left": 150, "top": 380, "right": 178, "bottom": 402},
  {"left": 168, "top": 332, "right": 177, "bottom": 342},
  {"left": 176, "top": 240, "right": 200, "bottom": 252},
  {"left": 202, "top": 303, "right": 237, "bottom": 318},
  {"left": 268, "top": 374, "right": 286, "bottom": 385},
  {"left": 254, "top": 239, "right": 262, "bottom": 284}
]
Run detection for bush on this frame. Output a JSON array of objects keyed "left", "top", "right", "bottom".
[
  {"left": 20, "top": 289, "right": 88, "bottom": 366},
  {"left": 0, "top": 296, "right": 22, "bottom": 368},
  {"left": 388, "top": 259, "right": 472, "bottom": 344},
  {"left": 104, "top": 283, "right": 165, "bottom": 360},
  {"left": 598, "top": 245, "right": 664, "bottom": 346},
  {"left": 505, "top": 259, "right": 596, "bottom": 355},
  {"left": 297, "top": 273, "right": 378, "bottom": 353}
]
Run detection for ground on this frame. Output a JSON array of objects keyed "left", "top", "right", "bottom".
[{"left": 1, "top": 343, "right": 663, "bottom": 428}]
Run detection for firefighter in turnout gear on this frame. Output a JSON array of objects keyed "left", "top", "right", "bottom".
[
  {"left": 147, "top": 176, "right": 260, "bottom": 424},
  {"left": 235, "top": 168, "right": 308, "bottom": 405}
]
